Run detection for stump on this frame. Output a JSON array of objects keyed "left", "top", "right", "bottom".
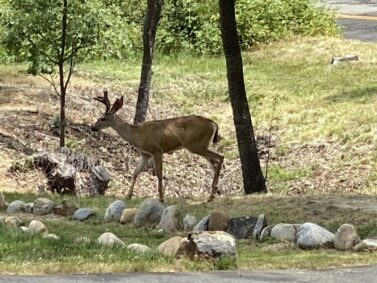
[{"left": 33, "top": 148, "right": 110, "bottom": 196}]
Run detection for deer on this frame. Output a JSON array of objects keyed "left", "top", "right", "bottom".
[{"left": 91, "top": 90, "right": 224, "bottom": 203}]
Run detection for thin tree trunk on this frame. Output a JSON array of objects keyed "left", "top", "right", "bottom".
[
  {"left": 59, "top": 0, "right": 68, "bottom": 147},
  {"left": 133, "top": 0, "right": 163, "bottom": 124},
  {"left": 219, "top": 0, "right": 267, "bottom": 194}
]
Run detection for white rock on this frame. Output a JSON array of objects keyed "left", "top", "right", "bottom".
[
  {"left": 28, "top": 220, "right": 48, "bottom": 235},
  {"left": 296, "top": 223, "right": 334, "bottom": 249},
  {"left": 270, "top": 223, "right": 297, "bottom": 242},
  {"left": 159, "top": 205, "right": 181, "bottom": 231},
  {"left": 97, "top": 232, "right": 125, "bottom": 248},
  {"left": 127, "top": 243, "right": 151, "bottom": 254},
  {"left": 334, "top": 224, "right": 360, "bottom": 251},
  {"left": 183, "top": 214, "right": 198, "bottom": 231}
]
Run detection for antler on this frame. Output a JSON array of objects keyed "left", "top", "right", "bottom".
[
  {"left": 110, "top": 96, "right": 124, "bottom": 114},
  {"left": 94, "top": 90, "right": 111, "bottom": 113}
]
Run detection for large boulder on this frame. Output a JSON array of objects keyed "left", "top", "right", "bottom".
[
  {"left": 33, "top": 198, "right": 56, "bottom": 216},
  {"left": 183, "top": 214, "right": 198, "bottom": 231},
  {"left": 159, "top": 205, "right": 181, "bottom": 231},
  {"left": 181, "top": 231, "right": 237, "bottom": 260},
  {"left": 104, "top": 200, "right": 126, "bottom": 222},
  {"left": 6, "top": 200, "right": 25, "bottom": 214},
  {"left": 296, "top": 223, "right": 334, "bottom": 249},
  {"left": 73, "top": 208, "right": 96, "bottom": 221},
  {"left": 270, "top": 223, "right": 297, "bottom": 242},
  {"left": 226, "top": 216, "right": 258, "bottom": 239},
  {"left": 120, "top": 208, "right": 138, "bottom": 224},
  {"left": 208, "top": 211, "right": 230, "bottom": 231},
  {"left": 193, "top": 215, "right": 210, "bottom": 232},
  {"left": 157, "top": 236, "right": 185, "bottom": 257},
  {"left": 333, "top": 224, "right": 360, "bottom": 251},
  {"left": 133, "top": 198, "right": 165, "bottom": 228},
  {"left": 97, "top": 232, "right": 125, "bottom": 248}
]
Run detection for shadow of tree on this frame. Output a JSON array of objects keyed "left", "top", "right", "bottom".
[{"left": 326, "top": 86, "right": 377, "bottom": 104}]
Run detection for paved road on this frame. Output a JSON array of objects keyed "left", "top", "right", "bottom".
[
  {"left": 321, "top": 0, "right": 377, "bottom": 42},
  {"left": 2, "top": 265, "right": 377, "bottom": 283}
]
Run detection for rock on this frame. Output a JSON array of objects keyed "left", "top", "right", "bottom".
[
  {"left": 208, "top": 211, "right": 230, "bottom": 231},
  {"left": 333, "top": 224, "right": 360, "bottom": 251},
  {"left": 43, "top": 233, "right": 59, "bottom": 240},
  {"left": 183, "top": 214, "right": 198, "bottom": 231},
  {"left": 75, "top": 237, "right": 91, "bottom": 244},
  {"left": 193, "top": 215, "right": 210, "bottom": 232},
  {"left": 33, "top": 198, "right": 56, "bottom": 216},
  {"left": 20, "top": 226, "right": 30, "bottom": 233},
  {"left": 354, "top": 239, "right": 377, "bottom": 251},
  {"left": 227, "top": 216, "right": 258, "bottom": 239},
  {"left": 4, "top": 216, "right": 24, "bottom": 228},
  {"left": 157, "top": 236, "right": 185, "bottom": 257},
  {"left": 28, "top": 220, "right": 48, "bottom": 235},
  {"left": 270, "top": 223, "right": 297, "bottom": 243},
  {"left": 260, "top": 225, "right": 275, "bottom": 242},
  {"left": 253, "top": 214, "right": 267, "bottom": 240},
  {"left": 120, "top": 208, "right": 138, "bottom": 224},
  {"left": 133, "top": 198, "right": 165, "bottom": 228},
  {"left": 97, "top": 232, "right": 125, "bottom": 248},
  {"left": 6, "top": 200, "right": 26, "bottom": 213},
  {"left": 159, "top": 205, "right": 181, "bottom": 231},
  {"left": 73, "top": 208, "right": 96, "bottom": 221},
  {"left": 296, "top": 223, "right": 334, "bottom": 249},
  {"left": 104, "top": 200, "right": 126, "bottom": 222},
  {"left": 188, "top": 231, "right": 237, "bottom": 259},
  {"left": 127, "top": 243, "right": 151, "bottom": 254},
  {"left": 53, "top": 200, "right": 78, "bottom": 216},
  {"left": 25, "top": 203, "right": 34, "bottom": 213}
]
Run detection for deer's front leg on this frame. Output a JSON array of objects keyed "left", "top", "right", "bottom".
[
  {"left": 127, "top": 154, "right": 150, "bottom": 199},
  {"left": 152, "top": 152, "right": 164, "bottom": 203}
]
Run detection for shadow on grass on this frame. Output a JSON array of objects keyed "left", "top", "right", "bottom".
[{"left": 326, "top": 86, "right": 377, "bottom": 103}]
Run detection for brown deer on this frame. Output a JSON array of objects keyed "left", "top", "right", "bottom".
[{"left": 92, "top": 90, "right": 224, "bottom": 202}]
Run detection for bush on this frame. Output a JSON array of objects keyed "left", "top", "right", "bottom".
[{"left": 0, "top": 0, "right": 338, "bottom": 60}]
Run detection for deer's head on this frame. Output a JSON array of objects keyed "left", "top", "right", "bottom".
[{"left": 92, "top": 90, "right": 124, "bottom": 131}]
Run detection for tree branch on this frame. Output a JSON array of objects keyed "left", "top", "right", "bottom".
[
  {"left": 38, "top": 73, "right": 60, "bottom": 97},
  {"left": 26, "top": 36, "right": 59, "bottom": 65}
]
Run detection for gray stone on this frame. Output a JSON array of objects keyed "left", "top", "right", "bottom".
[
  {"left": 97, "top": 232, "right": 125, "bottom": 248},
  {"left": 104, "top": 200, "right": 126, "bottom": 222},
  {"left": 260, "top": 225, "right": 275, "bottom": 242},
  {"left": 193, "top": 215, "right": 210, "bottom": 232},
  {"left": 120, "top": 208, "right": 138, "bottom": 224},
  {"left": 133, "top": 198, "right": 165, "bottom": 228},
  {"left": 157, "top": 236, "right": 185, "bottom": 257},
  {"left": 354, "top": 239, "right": 377, "bottom": 251},
  {"left": 296, "top": 223, "right": 334, "bottom": 249},
  {"left": 127, "top": 243, "right": 151, "bottom": 254},
  {"left": 183, "top": 214, "right": 198, "bottom": 231},
  {"left": 6, "top": 200, "right": 25, "bottom": 213},
  {"left": 253, "top": 214, "right": 267, "bottom": 240},
  {"left": 25, "top": 203, "right": 34, "bottom": 213},
  {"left": 208, "top": 211, "right": 230, "bottom": 231},
  {"left": 73, "top": 208, "right": 96, "bottom": 221},
  {"left": 28, "top": 220, "right": 48, "bottom": 235},
  {"left": 270, "top": 223, "right": 297, "bottom": 242},
  {"left": 159, "top": 205, "right": 181, "bottom": 231},
  {"left": 190, "top": 231, "right": 237, "bottom": 259},
  {"left": 334, "top": 224, "right": 360, "bottom": 251},
  {"left": 227, "top": 216, "right": 258, "bottom": 239},
  {"left": 33, "top": 198, "right": 56, "bottom": 216}
]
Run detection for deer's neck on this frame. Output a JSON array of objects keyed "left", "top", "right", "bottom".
[{"left": 112, "top": 115, "right": 138, "bottom": 146}]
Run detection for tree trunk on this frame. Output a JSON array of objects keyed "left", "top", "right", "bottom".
[
  {"left": 219, "top": 0, "right": 267, "bottom": 194},
  {"left": 133, "top": 0, "right": 163, "bottom": 124},
  {"left": 59, "top": 0, "right": 68, "bottom": 147}
]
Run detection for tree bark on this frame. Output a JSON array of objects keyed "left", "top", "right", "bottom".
[
  {"left": 219, "top": 0, "right": 267, "bottom": 194},
  {"left": 133, "top": 0, "right": 163, "bottom": 124},
  {"left": 58, "top": 0, "right": 68, "bottom": 147}
]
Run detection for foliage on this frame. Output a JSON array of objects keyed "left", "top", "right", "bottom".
[{"left": 0, "top": 0, "right": 338, "bottom": 60}]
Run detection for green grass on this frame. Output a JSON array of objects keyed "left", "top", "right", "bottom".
[{"left": 1, "top": 192, "right": 377, "bottom": 274}]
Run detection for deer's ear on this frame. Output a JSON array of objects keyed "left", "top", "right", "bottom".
[{"left": 110, "top": 96, "right": 124, "bottom": 113}]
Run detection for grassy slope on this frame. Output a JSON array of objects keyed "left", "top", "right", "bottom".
[{"left": 0, "top": 36, "right": 377, "bottom": 274}]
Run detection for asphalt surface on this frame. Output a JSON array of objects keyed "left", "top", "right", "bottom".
[
  {"left": 321, "top": 0, "right": 377, "bottom": 42},
  {"left": 2, "top": 265, "right": 377, "bottom": 283}
]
